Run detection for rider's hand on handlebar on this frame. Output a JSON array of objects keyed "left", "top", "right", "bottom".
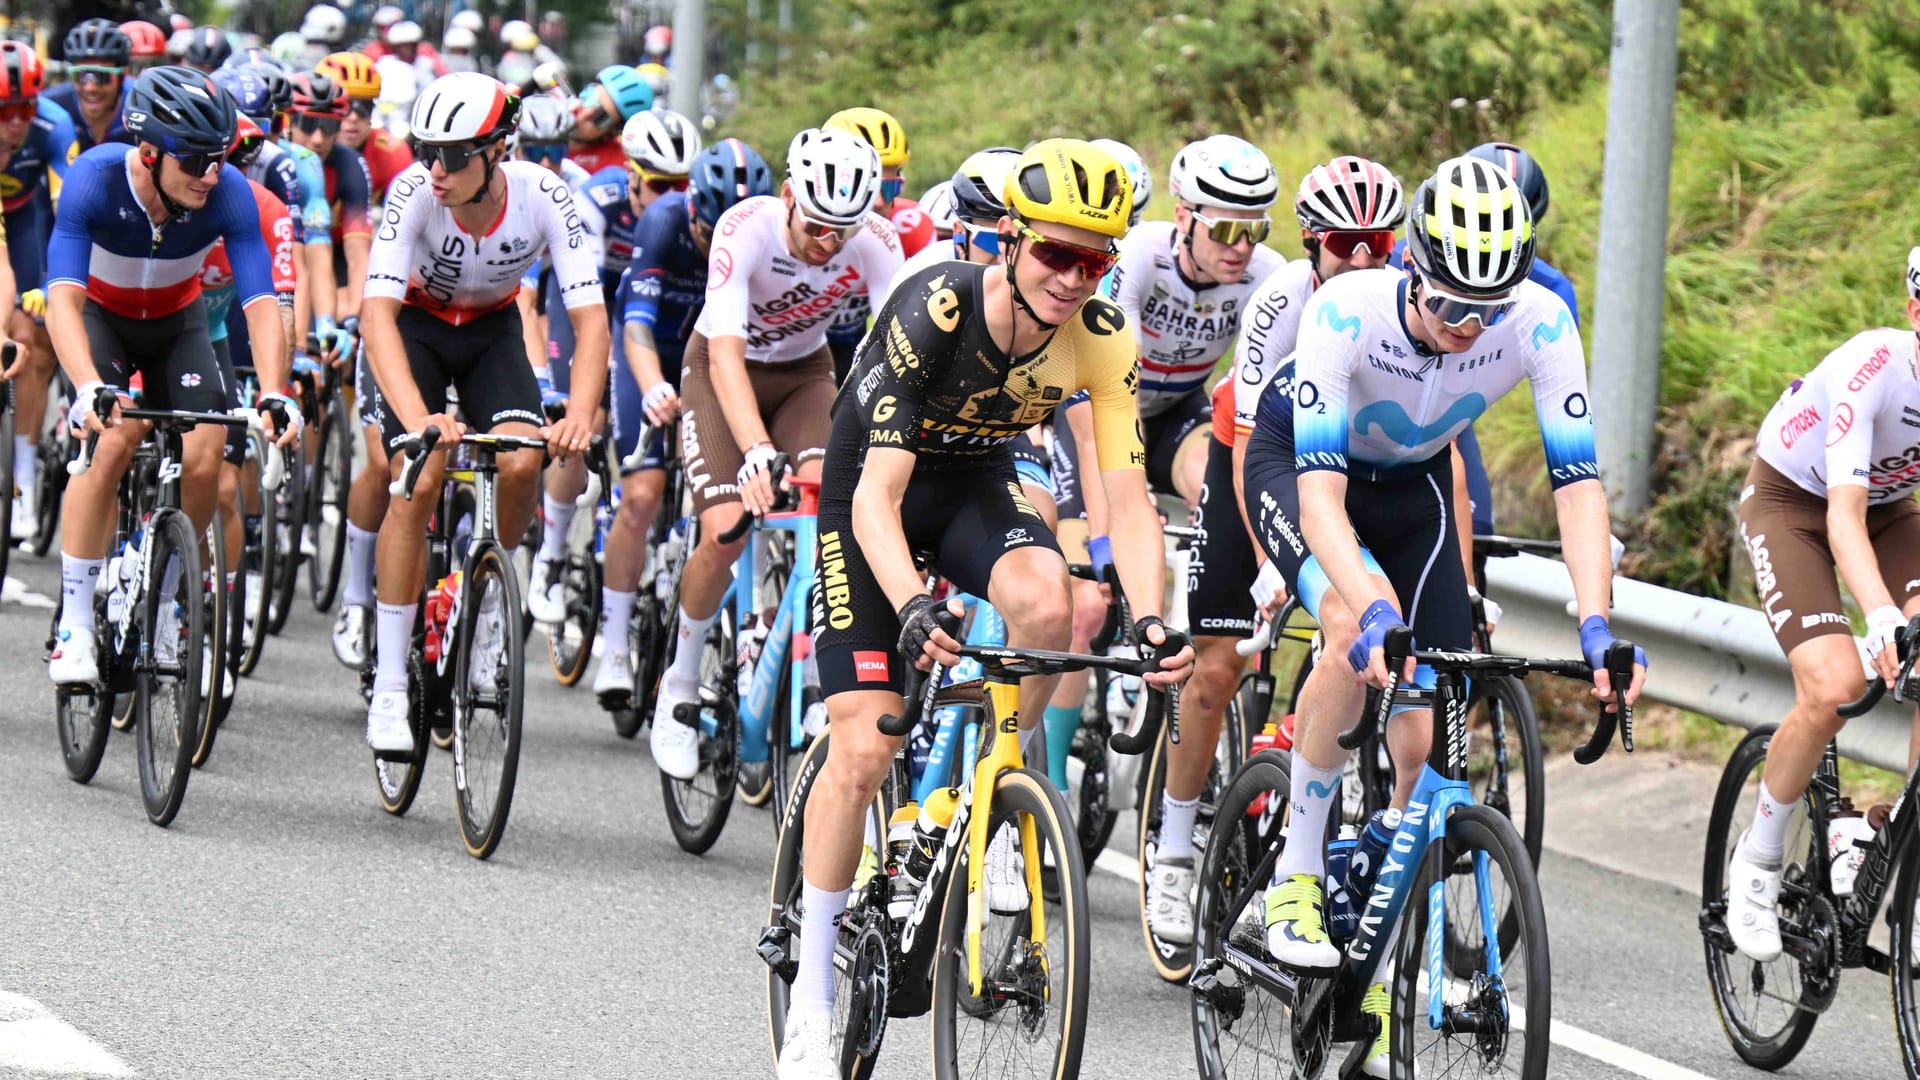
[
  {"left": 542, "top": 412, "right": 594, "bottom": 457},
  {"left": 898, "top": 594, "right": 965, "bottom": 671},
  {"left": 1866, "top": 605, "right": 1906, "bottom": 688},
  {"left": 257, "top": 392, "right": 303, "bottom": 447},
  {"left": 737, "top": 442, "right": 784, "bottom": 516},
  {"left": 1349, "top": 599, "right": 1416, "bottom": 690},
  {"left": 1249, "top": 559, "right": 1287, "bottom": 620},
  {"left": 642, "top": 381, "right": 680, "bottom": 426},
  {"left": 1136, "top": 616, "right": 1196, "bottom": 689},
  {"left": 68, "top": 381, "right": 120, "bottom": 436},
  {"left": 411, "top": 412, "right": 463, "bottom": 446},
  {"left": 1579, "top": 614, "right": 1648, "bottom": 711}
]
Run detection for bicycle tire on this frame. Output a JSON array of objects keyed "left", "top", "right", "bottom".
[
  {"left": 930, "top": 767, "right": 1090, "bottom": 1080},
  {"left": 306, "top": 395, "right": 351, "bottom": 612},
  {"left": 613, "top": 592, "right": 658, "bottom": 738},
  {"left": 0, "top": 386, "right": 15, "bottom": 583},
  {"left": 373, "top": 648, "right": 430, "bottom": 817},
  {"left": 545, "top": 538, "right": 599, "bottom": 687},
  {"left": 1699, "top": 725, "right": 1823, "bottom": 1069},
  {"left": 764, "top": 730, "right": 884, "bottom": 1080},
  {"left": 1137, "top": 732, "right": 1196, "bottom": 983},
  {"left": 267, "top": 437, "right": 306, "bottom": 635},
  {"left": 451, "top": 541, "right": 525, "bottom": 859},
  {"left": 52, "top": 598, "right": 113, "bottom": 784},
  {"left": 31, "top": 380, "right": 69, "bottom": 557},
  {"left": 660, "top": 608, "right": 739, "bottom": 854},
  {"left": 194, "top": 510, "right": 231, "bottom": 765},
  {"left": 1070, "top": 699, "right": 1118, "bottom": 869},
  {"left": 1390, "top": 802, "right": 1550, "bottom": 1080},
  {"left": 1888, "top": 818, "right": 1920, "bottom": 1079},
  {"left": 1443, "top": 674, "right": 1545, "bottom": 966},
  {"left": 235, "top": 429, "right": 275, "bottom": 677},
  {"left": 1189, "top": 749, "right": 1291, "bottom": 1078},
  {"left": 135, "top": 509, "right": 204, "bottom": 827}
]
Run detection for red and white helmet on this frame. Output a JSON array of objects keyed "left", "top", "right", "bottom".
[
  {"left": 1295, "top": 155, "right": 1406, "bottom": 233},
  {"left": 410, "top": 72, "right": 518, "bottom": 143}
]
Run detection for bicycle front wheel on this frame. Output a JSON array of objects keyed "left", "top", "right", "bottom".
[
  {"left": 306, "top": 394, "right": 351, "bottom": 612},
  {"left": 31, "top": 380, "right": 69, "bottom": 557},
  {"left": 660, "top": 607, "right": 738, "bottom": 854},
  {"left": 53, "top": 601, "right": 113, "bottom": 784},
  {"left": 135, "top": 509, "right": 205, "bottom": 827},
  {"left": 235, "top": 430, "right": 276, "bottom": 676},
  {"left": 1190, "top": 750, "right": 1291, "bottom": 1079},
  {"left": 1889, "top": 819, "right": 1920, "bottom": 1078},
  {"left": 268, "top": 438, "right": 306, "bottom": 635},
  {"left": 545, "top": 529, "right": 600, "bottom": 687},
  {"left": 931, "top": 767, "right": 1090, "bottom": 1080},
  {"left": 194, "top": 509, "right": 230, "bottom": 766},
  {"left": 450, "top": 541, "right": 526, "bottom": 859},
  {"left": 1391, "top": 802, "right": 1550, "bottom": 1079}
]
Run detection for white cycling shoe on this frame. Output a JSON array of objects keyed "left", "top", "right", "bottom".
[
  {"left": 332, "top": 604, "right": 371, "bottom": 669},
  {"left": 777, "top": 1010, "right": 837, "bottom": 1080},
  {"left": 592, "top": 645, "right": 634, "bottom": 701},
  {"left": 526, "top": 558, "right": 566, "bottom": 626},
  {"left": 366, "top": 691, "right": 413, "bottom": 754},
  {"left": 1147, "top": 853, "right": 1197, "bottom": 946},
  {"left": 48, "top": 627, "right": 99, "bottom": 685},
  {"left": 986, "top": 824, "right": 1030, "bottom": 915},
  {"left": 1727, "top": 829, "right": 1785, "bottom": 962},
  {"left": 650, "top": 675, "right": 701, "bottom": 780}
]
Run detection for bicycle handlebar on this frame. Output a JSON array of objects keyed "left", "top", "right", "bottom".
[
  {"left": 1107, "top": 629, "right": 1187, "bottom": 756},
  {"left": 388, "top": 425, "right": 443, "bottom": 500},
  {"left": 1572, "top": 641, "right": 1642, "bottom": 764},
  {"left": 715, "top": 452, "right": 794, "bottom": 544},
  {"left": 1838, "top": 614, "right": 1920, "bottom": 718}
]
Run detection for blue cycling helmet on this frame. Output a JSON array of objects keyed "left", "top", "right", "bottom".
[
  {"left": 1465, "top": 141, "right": 1550, "bottom": 225},
  {"left": 64, "top": 18, "right": 132, "bottom": 67},
  {"left": 689, "top": 137, "right": 773, "bottom": 227},
  {"left": 592, "top": 64, "right": 653, "bottom": 121},
  {"left": 210, "top": 66, "right": 271, "bottom": 121},
  {"left": 241, "top": 61, "right": 293, "bottom": 119},
  {"left": 126, "top": 65, "right": 238, "bottom": 155}
]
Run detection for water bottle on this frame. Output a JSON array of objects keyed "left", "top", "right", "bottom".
[
  {"left": 736, "top": 618, "right": 767, "bottom": 701},
  {"left": 1247, "top": 721, "right": 1287, "bottom": 817},
  {"left": 1330, "top": 807, "right": 1400, "bottom": 940},
  {"left": 885, "top": 804, "right": 921, "bottom": 918},
  {"left": 897, "top": 787, "right": 961, "bottom": 902},
  {"left": 1828, "top": 801, "right": 1876, "bottom": 897},
  {"left": 1324, "top": 826, "right": 1360, "bottom": 942}
]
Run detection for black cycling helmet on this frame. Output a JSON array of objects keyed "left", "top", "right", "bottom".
[
  {"left": 689, "top": 137, "right": 773, "bottom": 227},
  {"left": 126, "top": 65, "right": 238, "bottom": 155},
  {"left": 64, "top": 18, "right": 133, "bottom": 67},
  {"left": 184, "top": 26, "right": 233, "bottom": 70},
  {"left": 242, "top": 61, "right": 293, "bottom": 118},
  {"left": 1464, "top": 141, "right": 1550, "bottom": 225}
]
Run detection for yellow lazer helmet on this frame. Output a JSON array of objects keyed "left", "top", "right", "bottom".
[
  {"left": 823, "top": 106, "right": 909, "bottom": 169},
  {"left": 1003, "top": 138, "right": 1132, "bottom": 242},
  {"left": 317, "top": 51, "right": 380, "bottom": 101}
]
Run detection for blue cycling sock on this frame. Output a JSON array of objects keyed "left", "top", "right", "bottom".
[{"left": 1043, "top": 704, "right": 1081, "bottom": 791}]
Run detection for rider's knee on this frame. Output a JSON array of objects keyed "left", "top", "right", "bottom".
[
  {"left": 996, "top": 568, "right": 1071, "bottom": 645},
  {"left": 1316, "top": 600, "right": 1362, "bottom": 656},
  {"left": 823, "top": 718, "right": 897, "bottom": 795},
  {"left": 1068, "top": 581, "right": 1104, "bottom": 644},
  {"left": 1798, "top": 662, "right": 1867, "bottom": 722},
  {"left": 496, "top": 448, "right": 542, "bottom": 489}
]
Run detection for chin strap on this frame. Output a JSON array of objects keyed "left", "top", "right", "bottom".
[
  {"left": 467, "top": 142, "right": 502, "bottom": 206},
  {"left": 143, "top": 152, "right": 192, "bottom": 228},
  {"left": 1004, "top": 241, "right": 1061, "bottom": 331}
]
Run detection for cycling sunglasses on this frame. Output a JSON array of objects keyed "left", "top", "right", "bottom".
[
  {"left": 954, "top": 220, "right": 1000, "bottom": 257},
  {"left": 168, "top": 149, "right": 229, "bottom": 177},
  {"left": 520, "top": 141, "right": 567, "bottom": 164},
  {"left": 790, "top": 204, "right": 859, "bottom": 242},
  {"left": 629, "top": 163, "right": 690, "bottom": 194},
  {"left": 349, "top": 100, "right": 375, "bottom": 118},
  {"left": 70, "top": 65, "right": 125, "bottom": 86},
  {"left": 1017, "top": 225, "right": 1119, "bottom": 280},
  {"left": 1190, "top": 209, "right": 1271, "bottom": 246},
  {"left": 1417, "top": 279, "right": 1516, "bottom": 330},
  {"left": 411, "top": 138, "right": 491, "bottom": 174},
  {"left": 0, "top": 101, "right": 33, "bottom": 123},
  {"left": 1316, "top": 229, "right": 1397, "bottom": 261},
  {"left": 294, "top": 113, "right": 340, "bottom": 136},
  {"left": 879, "top": 176, "right": 905, "bottom": 203}
]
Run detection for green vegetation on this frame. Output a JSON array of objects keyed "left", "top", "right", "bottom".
[{"left": 726, "top": 0, "right": 1920, "bottom": 602}]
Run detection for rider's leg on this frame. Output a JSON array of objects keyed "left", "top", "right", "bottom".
[
  {"left": 1161, "top": 634, "right": 1240, "bottom": 850},
  {"left": 345, "top": 423, "right": 390, "bottom": 607},
  {"left": 601, "top": 466, "right": 665, "bottom": 636},
  {"left": 8, "top": 312, "right": 51, "bottom": 510}
]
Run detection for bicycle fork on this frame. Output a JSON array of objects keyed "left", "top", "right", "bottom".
[{"left": 962, "top": 675, "right": 1050, "bottom": 998}]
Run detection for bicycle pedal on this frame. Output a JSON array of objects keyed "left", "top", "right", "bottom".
[
  {"left": 371, "top": 744, "right": 417, "bottom": 763},
  {"left": 671, "top": 701, "right": 702, "bottom": 728},
  {"left": 756, "top": 924, "right": 797, "bottom": 982},
  {"left": 596, "top": 689, "right": 632, "bottom": 712}
]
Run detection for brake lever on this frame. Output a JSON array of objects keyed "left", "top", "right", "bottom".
[{"left": 1340, "top": 625, "right": 1411, "bottom": 751}]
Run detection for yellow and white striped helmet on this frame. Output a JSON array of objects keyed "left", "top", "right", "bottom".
[{"left": 1405, "top": 156, "right": 1535, "bottom": 296}]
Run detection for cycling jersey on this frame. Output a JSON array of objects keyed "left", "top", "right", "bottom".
[
  {"left": 889, "top": 239, "right": 959, "bottom": 292},
  {"left": 320, "top": 141, "right": 373, "bottom": 243},
  {"left": 569, "top": 137, "right": 625, "bottom": 176},
  {"left": 201, "top": 180, "right": 298, "bottom": 343},
  {"left": 622, "top": 188, "right": 706, "bottom": 343},
  {"left": 1105, "top": 220, "right": 1285, "bottom": 417},
  {"left": 694, "top": 195, "right": 903, "bottom": 363},
  {"left": 887, "top": 195, "right": 933, "bottom": 258},
  {"left": 48, "top": 145, "right": 276, "bottom": 320},
  {"left": 0, "top": 97, "right": 74, "bottom": 212},
  {"left": 835, "top": 260, "right": 1143, "bottom": 473},
  {"left": 1265, "top": 268, "right": 1596, "bottom": 487},
  {"left": 44, "top": 81, "right": 132, "bottom": 151},
  {"left": 826, "top": 200, "right": 935, "bottom": 349},
  {"left": 1754, "top": 328, "right": 1920, "bottom": 503},
  {"left": 576, "top": 164, "right": 636, "bottom": 280},
  {"left": 359, "top": 130, "right": 415, "bottom": 206},
  {"left": 1229, "top": 257, "right": 1315, "bottom": 440},
  {"left": 365, "top": 159, "right": 599, "bottom": 326},
  {"left": 245, "top": 140, "right": 306, "bottom": 244},
  {"left": 281, "top": 140, "right": 332, "bottom": 242}
]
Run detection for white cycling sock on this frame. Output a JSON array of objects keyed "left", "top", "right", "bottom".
[
  {"left": 372, "top": 600, "right": 415, "bottom": 694},
  {"left": 538, "top": 495, "right": 574, "bottom": 562},
  {"left": 600, "top": 588, "right": 634, "bottom": 646},
  {"left": 665, "top": 605, "right": 718, "bottom": 689},
  {"left": 343, "top": 523, "right": 377, "bottom": 608},
  {"left": 1745, "top": 781, "right": 1797, "bottom": 863},
  {"left": 14, "top": 435, "right": 35, "bottom": 494},
  {"left": 1158, "top": 794, "right": 1201, "bottom": 862},
  {"left": 790, "top": 878, "right": 848, "bottom": 1021},
  {"left": 1274, "top": 755, "right": 1343, "bottom": 881},
  {"left": 60, "top": 555, "right": 104, "bottom": 633}
]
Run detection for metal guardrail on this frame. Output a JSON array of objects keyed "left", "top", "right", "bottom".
[{"left": 1484, "top": 552, "right": 1913, "bottom": 772}]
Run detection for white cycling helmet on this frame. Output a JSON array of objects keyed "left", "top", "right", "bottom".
[
  {"left": 1907, "top": 247, "right": 1920, "bottom": 300},
  {"left": 919, "top": 180, "right": 957, "bottom": 236},
  {"left": 300, "top": 3, "right": 347, "bottom": 43},
  {"left": 443, "top": 26, "right": 477, "bottom": 50},
  {"left": 1091, "top": 138, "right": 1151, "bottom": 226},
  {"left": 270, "top": 31, "right": 307, "bottom": 63},
  {"left": 516, "top": 94, "right": 575, "bottom": 143},
  {"left": 786, "top": 127, "right": 881, "bottom": 227},
  {"left": 622, "top": 109, "right": 701, "bottom": 175},
  {"left": 1404, "top": 156, "right": 1536, "bottom": 296},
  {"left": 451, "top": 10, "right": 485, "bottom": 33},
  {"left": 166, "top": 28, "right": 194, "bottom": 60},
  {"left": 387, "top": 21, "right": 424, "bottom": 46},
  {"left": 499, "top": 19, "right": 532, "bottom": 45},
  {"left": 1295, "top": 155, "right": 1406, "bottom": 232},
  {"left": 372, "top": 6, "right": 404, "bottom": 29},
  {"left": 1168, "top": 134, "right": 1279, "bottom": 212},
  {"left": 531, "top": 59, "right": 571, "bottom": 96},
  {"left": 410, "top": 71, "right": 518, "bottom": 143}
]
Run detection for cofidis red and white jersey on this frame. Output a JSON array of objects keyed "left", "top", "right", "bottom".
[
  {"left": 364, "top": 159, "right": 601, "bottom": 326},
  {"left": 1228, "top": 257, "right": 1316, "bottom": 440},
  {"left": 1756, "top": 328, "right": 1920, "bottom": 503},
  {"left": 693, "top": 195, "right": 904, "bottom": 363},
  {"left": 1105, "top": 219, "right": 1285, "bottom": 417}
]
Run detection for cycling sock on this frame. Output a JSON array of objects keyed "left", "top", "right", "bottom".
[
  {"left": 1158, "top": 794, "right": 1201, "bottom": 862},
  {"left": 1746, "top": 781, "right": 1797, "bottom": 862},
  {"left": 538, "top": 495, "right": 574, "bottom": 562},
  {"left": 13, "top": 435, "right": 34, "bottom": 494},
  {"left": 1274, "top": 756, "right": 1342, "bottom": 881},
  {"left": 372, "top": 601, "right": 416, "bottom": 694},
  {"left": 1042, "top": 704, "right": 1080, "bottom": 790},
  {"left": 600, "top": 589, "right": 634, "bottom": 645},
  {"left": 791, "top": 878, "right": 848, "bottom": 1021},
  {"left": 665, "top": 605, "right": 718, "bottom": 688},
  {"left": 60, "top": 555, "right": 104, "bottom": 632},
  {"left": 343, "top": 523, "right": 377, "bottom": 608}
]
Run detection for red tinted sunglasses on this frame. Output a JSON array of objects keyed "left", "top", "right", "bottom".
[
  {"left": 0, "top": 101, "right": 33, "bottom": 123},
  {"left": 1317, "top": 229, "right": 1397, "bottom": 260},
  {"left": 1017, "top": 225, "right": 1119, "bottom": 280}
]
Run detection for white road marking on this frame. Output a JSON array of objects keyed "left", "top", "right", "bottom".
[
  {"left": 4, "top": 576, "right": 57, "bottom": 609},
  {"left": 1092, "top": 853, "right": 1720, "bottom": 1080},
  {"left": 0, "top": 992, "right": 134, "bottom": 1076}
]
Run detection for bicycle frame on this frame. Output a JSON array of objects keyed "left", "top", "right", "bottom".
[
  {"left": 1808, "top": 740, "right": 1920, "bottom": 966},
  {"left": 729, "top": 480, "right": 819, "bottom": 765},
  {"left": 913, "top": 595, "right": 1006, "bottom": 805}
]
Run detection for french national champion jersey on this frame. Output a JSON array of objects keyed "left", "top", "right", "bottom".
[
  {"left": 1755, "top": 328, "right": 1920, "bottom": 503},
  {"left": 576, "top": 164, "right": 637, "bottom": 283},
  {"left": 364, "top": 159, "right": 600, "bottom": 325},
  {"left": 47, "top": 144, "right": 277, "bottom": 319},
  {"left": 694, "top": 195, "right": 904, "bottom": 363},
  {"left": 1261, "top": 267, "right": 1596, "bottom": 486},
  {"left": 1105, "top": 220, "right": 1285, "bottom": 417}
]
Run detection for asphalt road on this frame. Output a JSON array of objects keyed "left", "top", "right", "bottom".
[{"left": 0, "top": 549, "right": 1907, "bottom": 1079}]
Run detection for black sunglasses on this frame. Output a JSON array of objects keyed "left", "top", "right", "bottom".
[
  {"left": 169, "top": 149, "right": 229, "bottom": 177},
  {"left": 411, "top": 138, "right": 491, "bottom": 174},
  {"left": 294, "top": 113, "right": 341, "bottom": 136}
]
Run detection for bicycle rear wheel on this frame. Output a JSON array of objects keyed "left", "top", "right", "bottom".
[
  {"left": 268, "top": 437, "right": 306, "bottom": 634},
  {"left": 0, "top": 383, "right": 15, "bottom": 583},
  {"left": 373, "top": 648, "right": 430, "bottom": 816},
  {"left": 450, "top": 541, "right": 525, "bottom": 859},
  {"left": 1889, "top": 821, "right": 1920, "bottom": 1078},
  {"left": 545, "top": 511, "right": 600, "bottom": 686},
  {"left": 235, "top": 431, "right": 275, "bottom": 676},
  {"left": 1699, "top": 726, "right": 1824, "bottom": 1069},
  {"left": 613, "top": 590, "right": 659, "bottom": 738},
  {"left": 1390, "top": 803, "right": 1549, "bottom": 1079},
  {"left": 660, "top": 608, "right": 738, "bottom": 854},
  {"left": 135, "top": 509, "right": 204, "bottom": 827},
  {"left": 306, "top": 394, "right": 351, "bottom": 612},
  {"left": 52, "top": 601, "right": 113, "bottom": 784},
  {"left": 194, "top": 509, "right": 230, "bottom": 766}
]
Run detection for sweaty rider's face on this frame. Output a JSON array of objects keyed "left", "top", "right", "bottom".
[
  {"left": 1309, "top": 230, "right": 1390, "bottom": 281},
  {"left": 1006, "top": 215, "right": 1117, "bottom": 327},
  {"left": 1411, "top": 281, "right": 1501, "bottom": 355}
]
